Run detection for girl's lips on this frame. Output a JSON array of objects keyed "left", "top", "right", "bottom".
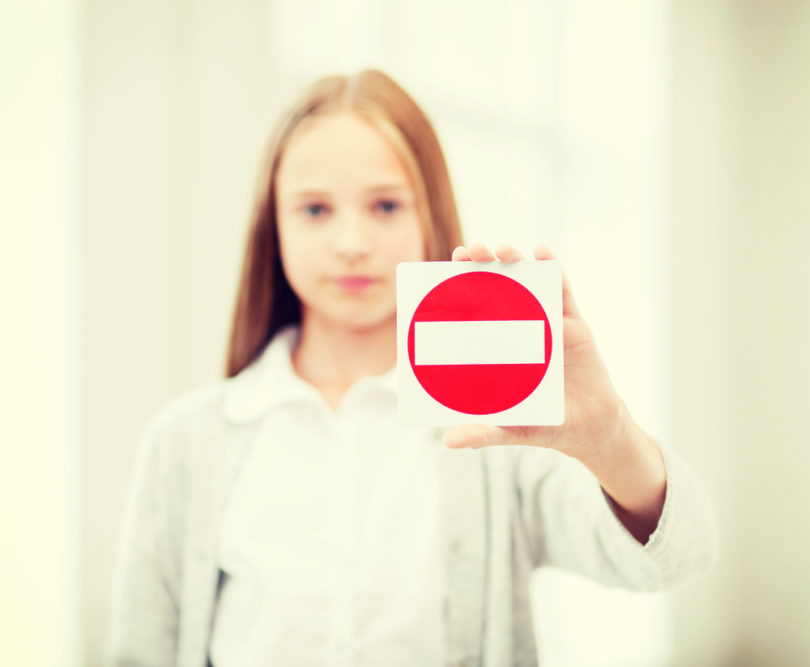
[{"left": 334, "top": 275, "right": 378, "bottom": 291}]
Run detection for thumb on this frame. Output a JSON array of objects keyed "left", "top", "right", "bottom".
[
  {"left": 444, "top": 424, "right": 549, "bottom": 449},
  {"left": 444, "top": 424, "right": 510, "bottom": 449},
  {"left": 444, "top": 423, "right": 559, "bottom": 449}
]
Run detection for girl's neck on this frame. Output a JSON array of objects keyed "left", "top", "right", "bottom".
[{"left": 292, "top": 313, "right": 396, "bottom": 411}]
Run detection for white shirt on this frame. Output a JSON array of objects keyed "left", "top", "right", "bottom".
[{"left": 208, "top": 326, "right": 447, "bottom": 667}]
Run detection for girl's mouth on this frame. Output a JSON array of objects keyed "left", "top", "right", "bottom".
[{"left": 334, "top": 275, "right": 378, "bottom": 292}]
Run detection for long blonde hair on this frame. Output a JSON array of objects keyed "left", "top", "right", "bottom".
[{"left": 224, "top": 69, "right": 464, "bottom": 378}]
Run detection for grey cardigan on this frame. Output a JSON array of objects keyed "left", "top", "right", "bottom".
[{"left": 105, "top": 375, "right": 717, "bottom": 667}]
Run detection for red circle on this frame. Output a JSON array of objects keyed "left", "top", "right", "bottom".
[{"left": 407, "top": 271, "right": 552, "bottom": 414}]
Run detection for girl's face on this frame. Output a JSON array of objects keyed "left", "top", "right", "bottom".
[{"left": 276, "top": 111, "right": 426, "bottom": 335}]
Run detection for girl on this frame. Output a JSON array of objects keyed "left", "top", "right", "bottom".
[{"left": 106, "top": 69, "right": 716, "bottom": 667}]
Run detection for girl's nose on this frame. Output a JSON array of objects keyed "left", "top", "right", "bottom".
[{"left": 331, "top": 216, "right": 372, "bottom": 262}]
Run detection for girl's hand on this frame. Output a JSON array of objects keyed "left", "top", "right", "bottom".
[{"left": 445, "top": 242, "right": 626, "bottom": 465}]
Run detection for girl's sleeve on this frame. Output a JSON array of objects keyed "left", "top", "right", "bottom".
[
  {"left": 104, "top": 413, "right": 185, "bottom": 666},
  {"left": 513, "top": 443, "right": 718, "bottom": 590}
]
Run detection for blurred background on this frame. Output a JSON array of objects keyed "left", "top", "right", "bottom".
[{"left": 2, "top": 0, "right": 809, "bottom": 665}]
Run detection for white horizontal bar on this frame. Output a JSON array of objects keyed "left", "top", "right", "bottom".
[{"left": 414, "top": 320, "right": 545, "bottom": 365}]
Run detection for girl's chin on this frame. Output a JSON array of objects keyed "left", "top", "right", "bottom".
[{"left": 307, "top": 309, "right": 396, "bottom": 335}]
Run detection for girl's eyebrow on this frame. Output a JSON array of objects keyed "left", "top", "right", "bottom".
[
  {"left": 365, "top": 183, "right": 410, "bottom": 192},
  {"left": 288, "top": 189, "right": 331, "bottom": 200},
  {"left": 289, "top": 184, "right": 412, "bottom": 199}
]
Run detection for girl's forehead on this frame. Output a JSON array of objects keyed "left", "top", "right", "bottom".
[{"left": 277, "top": 112, "right": 413, "bottom": 193}]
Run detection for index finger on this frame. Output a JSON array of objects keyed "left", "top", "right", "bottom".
[{"left": 494, "top": 244, "right": 525, "bottom": 263}]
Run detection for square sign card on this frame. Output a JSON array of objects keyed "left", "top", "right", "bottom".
[{"left": 396, "top": 260, "right": 565, "bottom": 426}]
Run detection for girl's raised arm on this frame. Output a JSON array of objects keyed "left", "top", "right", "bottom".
[{"left": 446, "top": 243, "right": 718, "bottom": 586}]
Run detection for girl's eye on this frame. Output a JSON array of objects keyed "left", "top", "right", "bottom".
[
  {"left": 373, "top": 199, "right": 401, "bottom": 215},
  {"left": 303, "top": 203, "right": 329, "bottom": 218}
]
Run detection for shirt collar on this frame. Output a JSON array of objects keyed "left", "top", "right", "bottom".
[{"left": 223, "top": 325, "right": 398, "bottom": 424}]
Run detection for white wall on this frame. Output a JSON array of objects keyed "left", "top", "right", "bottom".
[
  {"left": 0, "top": 0, "right": 81, "bottom": 665},
  {"left": 669, "top": 2, "right": 810, "bottom": 665}
]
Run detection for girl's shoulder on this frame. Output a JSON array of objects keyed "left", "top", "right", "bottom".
[
  {"left": 146, "top": 380, "right": 229, "bottom": 436},
  {"left": 135, "top": 378, "right": 242, "bottom": 473}
]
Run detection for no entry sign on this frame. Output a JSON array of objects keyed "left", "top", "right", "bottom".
[
  {"left": 397, "top": 261, "right": 565, "bottom": 426},
  {"left": 408, "top": 271, "right": 552, "bottom": 414}
]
